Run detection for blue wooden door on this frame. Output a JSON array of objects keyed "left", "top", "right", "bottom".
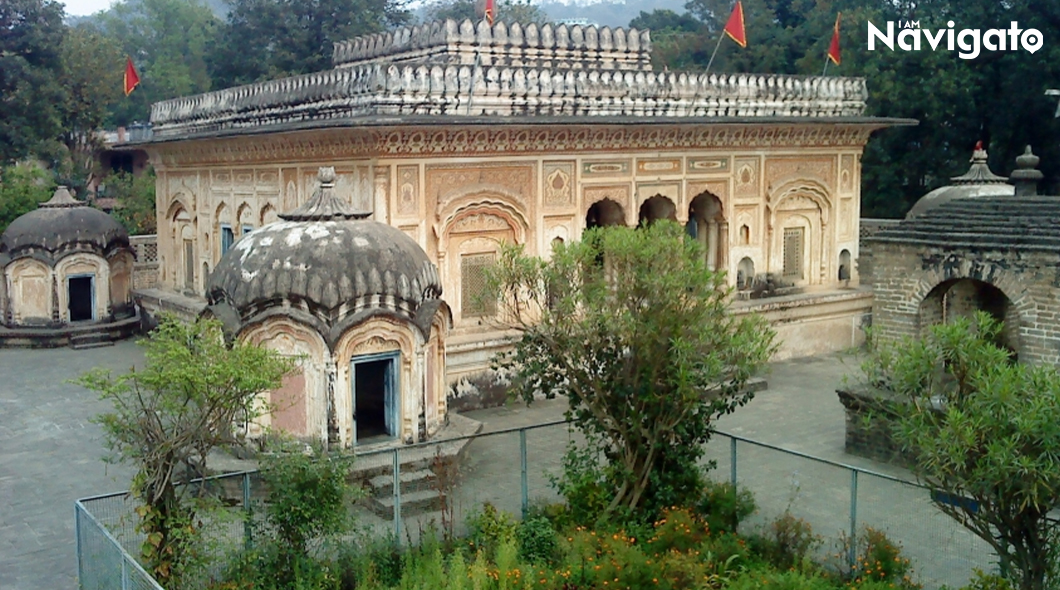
[{"left": 383, "top": 359, "right": 396, "bottom": 436}]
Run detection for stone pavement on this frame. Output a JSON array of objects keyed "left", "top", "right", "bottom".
[
  {"left": 0, "top": 344, "right": 986, "bottom": 589},
  {"left": 0, "top": 341, "right": 139, "bottom": 590}
]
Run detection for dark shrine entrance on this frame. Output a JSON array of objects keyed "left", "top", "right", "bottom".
[
  {"left": 68, "top": 276, "right": 94, "bottom": 322},
  {"left": 352, "top": 353, "right": 398, "bottom": 444}
]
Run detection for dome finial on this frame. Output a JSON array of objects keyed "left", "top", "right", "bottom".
[
  {"left": 279, "top": 167, "right": 368, "bottom": 221},
  {"left": 39, "top": 186, "right": 85, "bottom": 209},
  {"left": 951, "top": 141, "right": 1006, "bottom": 185},
  {"left": 1010, "top": 145, "right": 1044, "bottom": 197}
]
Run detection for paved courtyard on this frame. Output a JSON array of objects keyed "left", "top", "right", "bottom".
[{"left": 1, "top": 342, "right": 986, "bottom": 589}]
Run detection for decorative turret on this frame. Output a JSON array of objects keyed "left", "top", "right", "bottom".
[{"left": 1009, "top": 145, "right": 1044, "bottom": 197}]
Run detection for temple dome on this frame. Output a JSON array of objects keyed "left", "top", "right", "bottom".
[
  {"left": 0, "top": 186, "right": 130, "bottom": 263},
  {"left": 906, "top": 143, "right": 1013, "bottom": 219},
  {"left": 205, "top": 168, "right": 443, "bottom": 342}
]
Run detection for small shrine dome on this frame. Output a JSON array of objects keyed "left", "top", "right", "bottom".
[
  {"left": 0, "top": 186, "right": 139, "bottom": 346},
  {"left": 204, "top": 168, "right": 450, "bottom": 448},
  {"left": 905, "top": 142, "right": 1014, "bottom": 219}
]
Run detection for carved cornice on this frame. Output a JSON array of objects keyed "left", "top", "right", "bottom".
[{"left": 148, "top": 123, "right": 882, "bottom": 168}]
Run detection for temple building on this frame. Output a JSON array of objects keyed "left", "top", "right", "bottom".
[
  {"left": 127, "top": 19, "right": 912, "bottom": 403},
  {"left": 0, "top": 186, "right": 140, "bottom": 348},
  {"left": 204, "top": 167, "right": 449, "bottom": 446},
  {"left": 863, "top": 145, "right": 1060, "bottom": 365}
]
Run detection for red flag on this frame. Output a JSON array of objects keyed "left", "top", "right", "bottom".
[
  {"left": 723, "top": 1, "right": 747, "bottom": 48},
  {"left": 124, "top": 57, "right": 140, "bottom": 96},
  {"left": 484, "top": 0, "right": 494, "bottom": 25},
  {"left": 827, "top": 13, "right": 842, "bottom": 65}
]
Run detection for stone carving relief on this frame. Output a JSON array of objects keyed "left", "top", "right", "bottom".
[
  {"left": 282, "top": 168, "right": 299, "bottom": 211},
  {"left": 637, "top": 159, "right": 682, "bottom": 175},
  {"left": 583, "top": 160, "right": 630, "bottom": 176},
  {"left": 450, "top": 212, "right": 514, "bottom": 235},
  {"left": 256, "top": 170, "right": 278, "bottom": 188},
  {"left": 543, "top": 162, "right": 574, "bottom": 207},
  {"left": 397, "top": 165, "right": 419, "bottom": 216},
  {"left": 154, "top": 125, "right": 876, "bottom": 167},
  {"left": 687, "top": 157, "right": 728, "bottom": 173},
  {"left": 426, "top": 164, "right": 534, "bottom": 209},
  {"left": 840, "top": 154, "right": 855, "bottom": 194},
  {"left": 688, "top": 180, "right": 728, "bottom": 202},
  {"left": 765, "top": 157, "right": 835, "bottom": 193},
  {"left": 734, "top": 158, "right": 759, "bottom": 198},
  {"left": 583, "top": 184, "right": 631, "bottom": 213},
  {"left": 777, "top": 194, "right": 823, "bottom": 212}
]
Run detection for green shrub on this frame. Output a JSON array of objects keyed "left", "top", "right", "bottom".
[
  {"left": 259, "top": 451, "right": 353, "bottom": 557},
  {"left": 726, "top": 568, "right": 836, "bottom": 590},
  {"left": 647, "top": 507, "right": 710, "bottom": 554},
  {"left": 516, "top": 516, "right": 559, "bottom": 565},
  {"left": 753, "top": 512, "right": 822, "bottom": 571},
  {"left": 466, "top": 503, "right": 517, "bottom": 558},
  {"left": 838, "top": 526, "right": 918, "bottom": 588},
  {"left": 549, "top": 442, "right": 611, "bottom": 526},
  {"left": 959, "top": 570, "right": 1017, "bottom": 590},
  {"left": 696, "top": 480, "right": 756, "bottom": 534}
]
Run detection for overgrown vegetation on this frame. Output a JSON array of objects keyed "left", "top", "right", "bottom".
[
  {"left": 80, "top": 315, "right": 293, "bottom": 586},
  {"left": 488, "top": 222, "right": 776, "bottom": 521},
  {"left": 862, "top": 313, "right": 1060, "bottom": 590},
  {"left": 100, "top": 167, "right": 158, "bottom": 234}
]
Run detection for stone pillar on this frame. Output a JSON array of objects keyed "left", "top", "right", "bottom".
[{"left": 707, "top": 220, "right": 718, "bottom": 271}]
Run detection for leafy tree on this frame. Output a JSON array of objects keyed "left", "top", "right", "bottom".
[
  {"left": 56, "top": 26, "right": 124, "bottom": 194},
  {"left": 210, "top": 0, "right": 409, "bottom": 88},
  {"left": 79, "top": 316, "right": 293, "bottom": 584},
  {"left": 863, "top": 313, "right": 1060, "bottom": 590},
  {"left": 100, "top": 167, "right": 157, "bottom": 234},
  {"left": 421, "top": 0, "right": 550, "bottom": 25},
  {"left": 0, "top": 0, "right": 68, "bottom": 165},
  {"left": 93, "top": 0, "right": 221, "bottom": 125},
  {"left": 0, "top": 165, "right": 56, "bottom": 234},
  {"left": 488, "top": 222, "right": 776, "bottom": 520}
]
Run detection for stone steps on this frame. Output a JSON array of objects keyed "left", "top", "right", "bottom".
[
  {"left": 366, "top": 488, "right": 446, "bottom": 520},
  {"left": 70, "top": 333, "right": 115, "bottom": 350}
]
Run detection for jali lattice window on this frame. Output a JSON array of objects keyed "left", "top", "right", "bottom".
[
  {"left": 461, "top": 253, "right": 496, "bottom": 318},
  {"left": 782, "top": 227, "right": 804, "bottom": 279}
]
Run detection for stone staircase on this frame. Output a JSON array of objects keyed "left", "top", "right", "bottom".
[{"left": 70, "top": 332, "right": 115, "bottom": 350}]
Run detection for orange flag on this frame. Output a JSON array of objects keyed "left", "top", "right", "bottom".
[
  {"left": 723, "top": 1, "right": 747, "bottom": 48},
  {"left": 124, "top": 57, "right": 140, "bottom": 96},
  {"left": 484, "top": 0, "right": 494, "bottom": 25},
  {"left": 827, "top": 13, "right": 842, "bottom": 65}
]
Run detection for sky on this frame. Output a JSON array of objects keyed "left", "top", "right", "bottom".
[{"left": 61, "top": 0, "right": 116, "bottom": 16}]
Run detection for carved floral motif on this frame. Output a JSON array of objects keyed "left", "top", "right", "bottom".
[
  {"left": 543, "top": 162, "right": 574, "bottom": 207},
  {"left": 397, "top": 165, "right": 419, "bottom": 216}
]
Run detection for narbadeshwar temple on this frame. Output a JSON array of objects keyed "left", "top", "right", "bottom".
[{"left": 124, "top": 19, "right": 914, "bottom": 447}]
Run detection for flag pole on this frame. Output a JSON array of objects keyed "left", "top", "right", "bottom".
[
  {"left": 822, "top": 59, "right": 829, "bottom": 76},
  {"left": 704, "top": 33, "right": 726, "bottom": 75}
]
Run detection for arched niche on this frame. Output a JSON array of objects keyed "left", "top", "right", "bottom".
[
  {"left": 768, "top": 182, "right": 831, "bottom": 286},
  {"left": 688, "top": 192, "right": 726, "bottom": 271},
  {"left": 585, "top": 198, "right": 626, "bottom": 229},
  {"left": 55, "top": 253, "right": 108, "bottom": 323},
  {"left": 638, "top": 195, "right": 677, "bottom": 226},
  {"left": 5, "top": 258, "right": 53, "bottom": 324}
]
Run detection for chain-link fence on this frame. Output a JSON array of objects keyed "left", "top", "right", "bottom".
[{"left": 77, "top": 421, "right": 995, "bottom": 589}]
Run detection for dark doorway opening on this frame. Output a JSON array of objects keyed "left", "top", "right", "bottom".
[
  {"left": 68, "top": 276, "right": 93, "bottom": 322},
  {"left": 353, "top": 357, "right": 396, "bottom": 443}
]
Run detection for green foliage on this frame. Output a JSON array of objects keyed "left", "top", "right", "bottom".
[
  {"left": 421, "top": 0, "right": 550, "bottom": 25},
  {"left": 258, "top": 451, "right": 354, "bottom": 560},
  {"left": 838, "top": 527, "right": 917, "bottom": 588},
  {"left": 516, "top": 516, "right": 559, "bottom": 565},
  {"left": 466, "top": 502, "right": 518, "bottom": 558},
  {"left": 101, "top": 168, "right": 157, "bottom": 234},
  {"left": 959, "top": 570, "right": 1018, "bottom": 590},
  {"left": 210, "top": 0, "right": 408, "bottom": 88},
  {"left": 489, "top": 222, "right": 776, "bottom": 521},
  {"left": 754, "top": 512, "right": 821, "bottom": 572},
  {"left": 81, "top": 314, "right": 293, "bottom": 585},
  {"left": 863, "top": 313, "right": 1060, "bottom": 590},
  {"left": 696, "top": 480, "right": 756, "bottom": 535},
  {"left": 94, "top": 0, "right": 221, "bottom": 124},
  {"left": 0, "top": 165, "right": 56, "bottom": 234},
  {"left": 725, "top": 568, "right": 837, "bottom": 590}
]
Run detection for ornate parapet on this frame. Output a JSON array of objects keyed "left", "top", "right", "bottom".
[
  {"left": 332, "top": 19, "right": 653, "bottom": 71},
  {"left": 150, "top": 65, "right": 869, "bottom": 139}
]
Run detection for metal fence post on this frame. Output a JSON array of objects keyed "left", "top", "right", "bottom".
[
  {"left": 75, "top": 504, "right": 83, "bottom": 587},
  {"left": 730, "top": 437, "right": 737, "bottom": 486},
  {"left": 849, "top": 469, "right": 859, "bottom": 569},
  {"left": 121, "top": 553, "right": 129, "bottom": 590},
  {"left": 393, "top": 448, "right": 402, "bottom": 546},
  {"left": 520, "top": 428, "right": 529, "bottom": 518},
  {"left": 242, "top": 472, "right": 252, "bottom": 550}
]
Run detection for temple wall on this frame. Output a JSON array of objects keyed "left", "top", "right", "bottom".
[
  {"left": 147, "top": 123, "right": 870, "bottom": 394},
  {"left": 866, "top": 241, "right": 1060, "bottom": 366}
]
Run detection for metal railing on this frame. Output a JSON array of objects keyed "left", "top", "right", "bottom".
[{"left": 76, "top": 421, "right": 994, "bottom": 590}]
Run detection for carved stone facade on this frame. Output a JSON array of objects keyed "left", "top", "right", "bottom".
[{"left": 133, "top": 19, "right": 910, "bottom": 386}]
